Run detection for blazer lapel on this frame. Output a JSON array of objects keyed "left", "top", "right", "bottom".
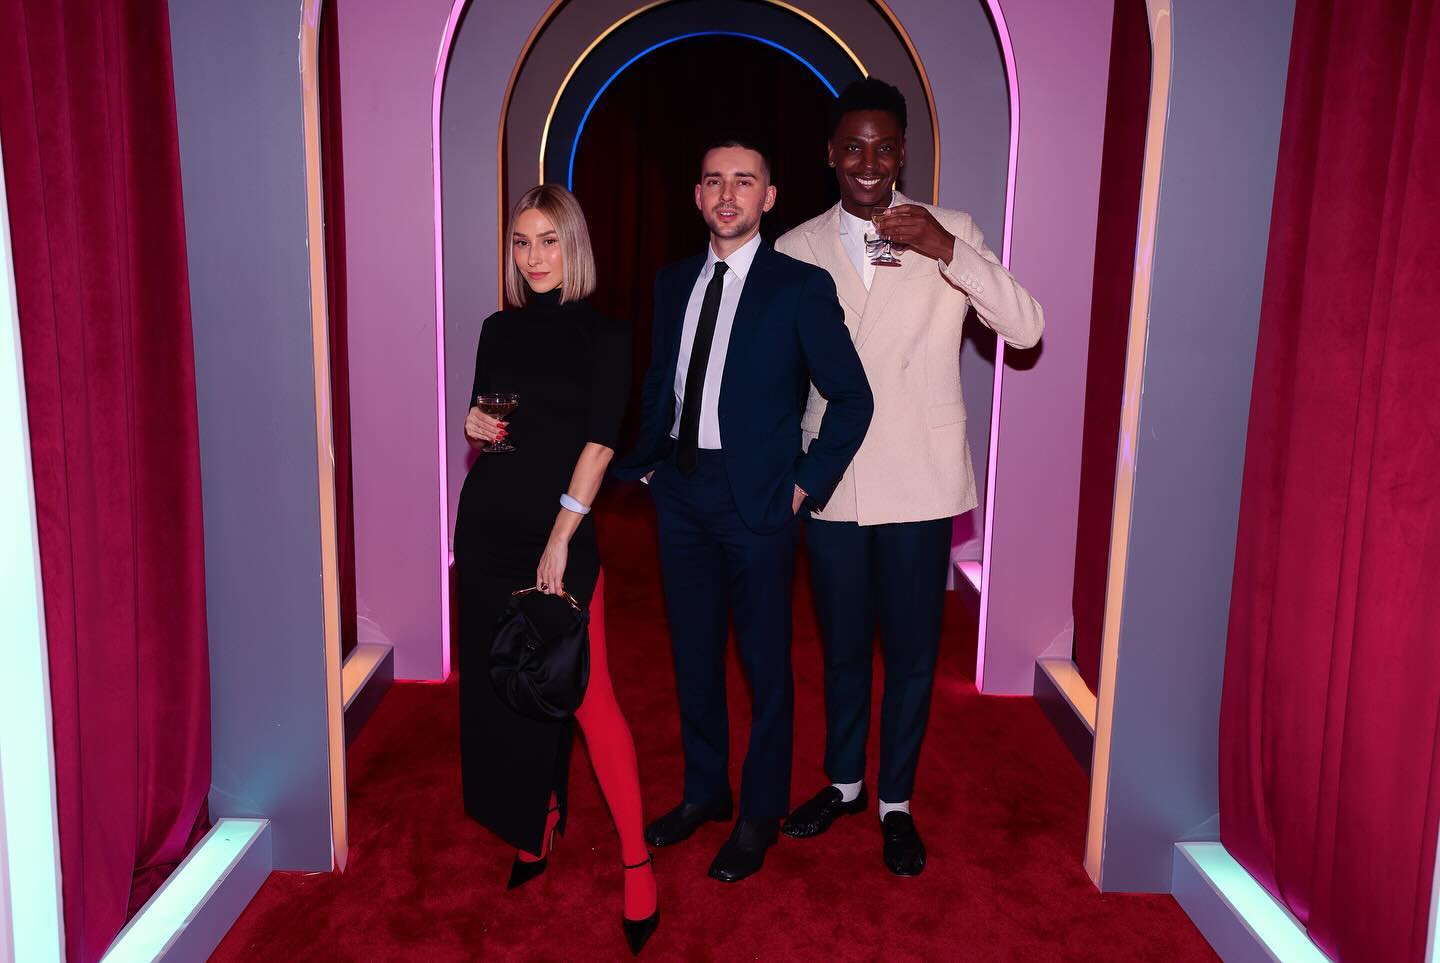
[
  {"left": 720, "top": 243, "right": 773, "bottom": 405},
  {"left": 805, "top": 205, "right": 867, "bottom": 322}
]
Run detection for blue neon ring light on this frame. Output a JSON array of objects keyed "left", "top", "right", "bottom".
[{"left": 566, "top": 31, "right": 841, "bottom": 188}]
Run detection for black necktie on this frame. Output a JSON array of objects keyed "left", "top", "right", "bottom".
[{"left": 676, "top": 261, "right": 728, "bottom": 475}]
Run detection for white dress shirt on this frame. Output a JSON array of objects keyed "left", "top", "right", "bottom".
[
  {"left": 838, "top": 206, "right": 877, "bottom": 290},
  {"left": 671, "top": 231, "right": 762, "bottom": 449},
  {"left": 837, "top": 195, "right": 902, "bottom": 291}
]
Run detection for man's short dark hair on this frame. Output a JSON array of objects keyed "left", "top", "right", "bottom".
[
  {"left": 829, "top": 78, "right": 908, "bottom": 138},
  {"left": 699, "top": 134, "right": 773, "bottom": 180}
]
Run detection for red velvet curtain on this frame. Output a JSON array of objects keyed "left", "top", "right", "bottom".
[
  {"left": 0, "top": 1, "right": 211, "bottom": 960},
  {"left": 1219, "top": 2, "right": 1440, "bottom": 960},
  {"left": 1071, "top": 0, "right": 1151, "bottom": 694}
]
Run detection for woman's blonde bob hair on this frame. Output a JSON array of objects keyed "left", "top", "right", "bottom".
[{"left": 503, "top": 184, "right": 597, "bottom": 307}]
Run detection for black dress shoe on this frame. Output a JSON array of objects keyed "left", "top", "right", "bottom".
[
  {"left": 782, "top": 785, "right": 868, "bottom": 838},
  {"left": 881, "top": 811, "right": 926, "bottom": 877},
  {"left": 644, "top": 798, "right": 732, "bottom": 848},
  {"left": 708, "top": 819, "right": 779, "bottom": 883}
]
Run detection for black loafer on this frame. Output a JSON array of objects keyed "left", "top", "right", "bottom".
[
  {"left": 881, "top": 811, "right": 926, "bottom": 876},
  {"left": 782, "top": 785, "right": 868, "bottom": 838},
  {"left": 707, "top": 820, "right": 779, "bottom": 883},
  {"left": 644, "top": 799, "right": 733, "bottom": 848}
]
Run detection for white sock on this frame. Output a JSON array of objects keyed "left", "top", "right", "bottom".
[
  {"left": 831, "top": 780, "right": 863, "bottom": 803},
  {"left": 878, "top": 799, "right": 911, "bottom": 821}
]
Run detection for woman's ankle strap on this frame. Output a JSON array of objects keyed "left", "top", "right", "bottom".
[{"left": 623, "top": 853, "right": 654, "bottom": 870}]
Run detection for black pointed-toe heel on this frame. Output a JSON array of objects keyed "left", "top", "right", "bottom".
[
  {"left": 507, "top": 805, "right": 560, "bottom": 891},
  {"left": 506, "top": 854, "right": 548, "bottom": 890},
  {"left": 621, "top": 854, "right": 660, "bottom": 956}
]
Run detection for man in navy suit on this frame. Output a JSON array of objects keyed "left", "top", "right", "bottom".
[{"left": 616, "top": 136, "right": 872, "bottom": 882}]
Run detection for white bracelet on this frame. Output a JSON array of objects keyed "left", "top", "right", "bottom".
[{"left": 559, "top": 493, "right": 591, "bottom": 515}]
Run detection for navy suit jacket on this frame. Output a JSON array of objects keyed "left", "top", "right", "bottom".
[{"left": 616, "top": 242, "right": 873, "bottom": 533}]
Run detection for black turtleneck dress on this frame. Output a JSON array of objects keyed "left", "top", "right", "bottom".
[{"left": 454, "top": 289, "right": 630, "bottom": 853}]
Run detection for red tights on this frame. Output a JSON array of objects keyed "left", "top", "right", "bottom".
[{"left": 519, "top": 572, "right": 655, "bottom": 920}]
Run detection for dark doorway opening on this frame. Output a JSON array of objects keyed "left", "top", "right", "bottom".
[{"left": 569, "top": 35, "right": 840, "bottom": 449}]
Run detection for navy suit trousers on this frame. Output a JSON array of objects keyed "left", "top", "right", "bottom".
[
  {"left": 804, "top": 515, "right": 951, "bottom": 803},
  {"left": 650, "top": 451, "right": 796, "bottom": 821}
]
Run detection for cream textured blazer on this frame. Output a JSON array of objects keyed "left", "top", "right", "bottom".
[{"left": 776, "top": 194, "right": 1044, "bottom": 525}]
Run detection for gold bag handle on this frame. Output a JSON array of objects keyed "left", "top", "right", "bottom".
[{"left": 511, "top": 585, "right": 583, "bottom": 614}]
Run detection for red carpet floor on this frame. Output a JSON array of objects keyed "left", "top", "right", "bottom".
[{"left": 212, "top": 486, "right": 1217, "bottom": 962}]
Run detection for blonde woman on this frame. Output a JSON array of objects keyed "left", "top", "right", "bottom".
[{"left": 454, "top": 185, "right": 657, "bottom": 954}]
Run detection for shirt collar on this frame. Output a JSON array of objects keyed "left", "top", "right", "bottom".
[{"left": 705, "top": 231, "right": 763, "bottom": 281}]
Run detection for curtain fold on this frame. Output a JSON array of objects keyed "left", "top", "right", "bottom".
[
  {"left": 0, "top": 0, "right": 211, "bottom": 959},
  {"left": 1219, "top": 1, "right": 1440, "bottom": 960}
]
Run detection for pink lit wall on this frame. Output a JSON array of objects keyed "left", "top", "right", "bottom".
[
  {"left": 335, "top": 0, "right": 458, "bottom": 680},
  {"left": 332, "top": 0, "right": 1111, "bottom": 692},
  {"left": 978, "top": 0, "right": 1114, "bottom": 692}
]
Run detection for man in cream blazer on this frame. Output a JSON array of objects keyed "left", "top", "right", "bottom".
[{"left": 776, "top": 79, "right": 1043, "bottom": 875}]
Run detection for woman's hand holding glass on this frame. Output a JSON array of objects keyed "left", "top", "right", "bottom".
[
  {"left": 464, "top": 406, "right": 509, "bottom": 449},
  {"left": 469, "top": 392, "right": 519, "bottom": 452}
]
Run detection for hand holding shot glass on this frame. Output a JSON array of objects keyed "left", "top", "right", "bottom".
[
  {"left": 471, "top": 392, "right": 519, "bottom": 452},
  {"left": 865, "top": 208, "right": 904, "bottom": 266}
]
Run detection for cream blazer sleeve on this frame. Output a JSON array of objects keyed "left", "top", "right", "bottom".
[{"left": 936, "top": 210, "right": 1044, "bottom": 349}]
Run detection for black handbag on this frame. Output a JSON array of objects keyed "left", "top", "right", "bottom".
[{"left": 489, "top": 586, "right": 590, "bottom": 721}]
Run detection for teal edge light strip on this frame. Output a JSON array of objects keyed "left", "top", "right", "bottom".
[
  {"left": 0, "top": 134, "right": 68, "bottom": 963},
  {"left": 102, "top": 819, "right": 269, "bottom": 962},
  {"left": 1178, "top": 842, "right": 1329, "bottom": 962},
  {"left": 1428, "top": 820, "right": 1440, "bottom": 963}
]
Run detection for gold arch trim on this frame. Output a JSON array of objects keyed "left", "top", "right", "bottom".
[
  {"left": 1084, "top": 0, "right": 1174, "bottom": 887},
  {"left": 537, "top": 0, "right": 670, "bottom": 184},
  {"left": 297, "top": 0, "right": 350, "bottom": 873},
  {"left": 493, "top": 1, "right": 951, "bottom": 306},
  {"left": 536, "top": 0, "right": 870, "bottom": 186}
]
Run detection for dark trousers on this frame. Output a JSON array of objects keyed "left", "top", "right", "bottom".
[
  {"left": 805, "top": 515, "right": 951, "bottom": 803},
  {"left": 650, "top": 452, "right": 796, "bottom": 821}
]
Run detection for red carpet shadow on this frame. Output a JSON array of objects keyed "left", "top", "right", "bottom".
[{"left": 212, "top": 484, "right": 1216, "bottom": 962}]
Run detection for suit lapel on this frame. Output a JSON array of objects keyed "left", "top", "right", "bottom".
[
  {"left": 854, "top": 257, "right": 905, "bottom": 350},
  {"left": 804, "top": 205, "right": 867, "bottom": 321},
  {"left": 720, "top": 243, "right": 773, "bottom": 405}
]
